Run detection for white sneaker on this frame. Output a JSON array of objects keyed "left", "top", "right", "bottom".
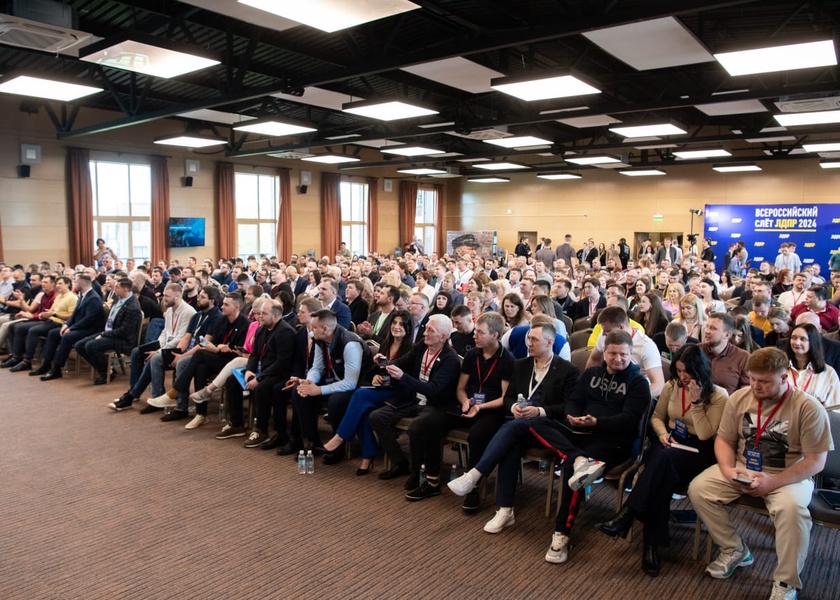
[
  {"left": 706, "top": 542, "right": 754, "bottom": 579},
  {"left": 768, "top": 582, "right": 797, "bottom": 600},
  {"left": 483, "top": 508, "right": 515, "bottom": 534},
  {"left": 545, "top": 532, "right": 570, "bottom": 563},
  {"left": 568, "top": 457, "right": 606, "bottom": 491},
  {"left": 189, "top": 387, "right": 213, "bottom": 403},
  {"left": 448, "top": 472, "right": 477, "bottom": 496},
  {"left": 185, "top": 414, "right": 208, "bottom": 430},
  {"left": 147, "top": 392, "right": 177, "bottom": 408}
]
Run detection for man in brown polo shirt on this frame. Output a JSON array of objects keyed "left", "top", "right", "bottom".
[{"left": 702, "top": 312, "right": 749, "bottom": 395}]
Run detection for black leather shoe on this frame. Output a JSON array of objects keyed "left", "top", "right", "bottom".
[
  {"left": 642, "top": 545, "right": 660, "bottom": 577},
  {"left": 378, "top": 460, "right": 410, "bottom": 480},
  {"left": 9, "top": 360, "right": 31, "bottom": 373},
  {"left": 139, "top": 404, "right": 161, "bottom": 414},
  {"left": 160, "top": 409, "right": 189, "bottom": 422},
  {"left": 598, "top": 505, "right": 634, "bottom": 539},
  {"left": 462, "top": 488, "right": 482, "bottom": 515},
  {"left": 29, "top": 363, "right": 51, "bottom": 376},
  {"left": 259, "top": 433, "right": 285, "bottom": 451},
  {"left": 93, "top": 374, "right": 108, "bottom": 385},
  {"left": 277, "top": 439, "right": 302, "bottom": 456},
  {"left": 0, "top": 357, "right": 20, "bottom": 368},
  {"left": 40, "top": 368, "right": 63, "bottom": 381},
  {"left": 403, "top": 473, "right": 420, "bottom": 491}
]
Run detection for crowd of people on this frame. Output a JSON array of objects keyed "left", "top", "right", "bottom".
[{"left": 1, "top": 231, "right": 838, "bottom": 600}]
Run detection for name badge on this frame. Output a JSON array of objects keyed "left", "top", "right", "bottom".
[
  {"left": 166, "top": 336, "right": 175, "bottom": 344},
  {"left": 673, "top": 419, "right": 688, "bottom": 439},
  {"left": 745, "top": 448, "right": 763, "bottom": 472},
  {"left": 473, "top": 393, "right": 486, "bottom": 406}
]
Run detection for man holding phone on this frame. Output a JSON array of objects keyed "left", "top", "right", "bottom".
[{"left": 689, "top": 347, "right": 832, "bottom": 600}]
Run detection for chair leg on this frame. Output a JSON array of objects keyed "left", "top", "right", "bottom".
[
  {"left": 544, "top": 456, "right": 556, "bottom": 518},
  {"left": 692, "top": 518, "right": 702, "bottom": 561}
]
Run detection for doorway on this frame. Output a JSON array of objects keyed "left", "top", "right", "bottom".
[{"left": 634, "top": 232, "right": 684, "bottom": 259}]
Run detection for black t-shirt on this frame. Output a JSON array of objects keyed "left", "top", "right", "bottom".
[
  {"left": 212, "top": 314, "right": 250, "bottom": 350},
  {"left": 450, "top": 330, "right": 476, "bottom": 357},
  {"left": 460, "top": 345, "right": 515, "bottom": 400}
]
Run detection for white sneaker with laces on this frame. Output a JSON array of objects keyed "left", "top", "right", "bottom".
[
  {"left": 568, "top": 457, "right": 606, "bottom": 491},
  {"left": 448, "top": 472, "right": 477, "bottom": 496},
  {"left": 185, "top": 414, "right": 208, "bottom": 430},
  {"left": 768, "top": 582, "right": 797, "bottom": 600},
  {"left": 147, "top": 392, "right": 177, "bottom": 408},
  {"left": 189, "top": 387, "right": 213, "bottom": 403},
  {"left": 706, "top": 542, "right": 754, "bottom": 579},
  {"left": 483, "top": 508, "right": 515, "bottom": 534},
  {"left": 545, "top": 532, "right": 570, "bottom": 563}
]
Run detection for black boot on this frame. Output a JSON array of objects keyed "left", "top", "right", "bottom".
[
  {"left": 642, "top": 545, "right": 660, "bottom": 577},
  {"left": 598, "top": 505, "right": 634, "bottom": 539},
  {"left": 40, "top": 367, "right": 63, "bottom": 381},
  {"left": 29, "top": 362, "right": 51, "bottom": 376}
]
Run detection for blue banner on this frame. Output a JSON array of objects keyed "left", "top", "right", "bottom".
[{"left": 704, "top": 203, "right": 840, "bottom": 273}]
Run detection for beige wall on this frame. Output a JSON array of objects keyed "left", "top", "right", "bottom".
[
  {"left": 444, "top": 160, "right": 840, "bottom": 256},
  {"left": 0, "top": 97, "right": 416, "bottom": 265}
]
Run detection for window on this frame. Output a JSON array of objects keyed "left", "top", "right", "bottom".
[
  {"left": 90, "top": 161, "right": 151, "bottom": 261},
  {"left": 235, "top": 172, "right": 278, "bottom": 258},
  {"left": 340, "top": 180, "right": 369, "bottom": 256},
  {"left": 415, "top": 187, "right": 437, "bottom": 254}
]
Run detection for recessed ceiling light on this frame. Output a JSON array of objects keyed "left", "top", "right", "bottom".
[
  {"left": 565, "top": 155, "right": 622, "bottom": 165},
  {"left": 537, "top": 172, "right": 582, "bottom": 180},
  {"left": 177, "top": 109, "right": 256, "bottom": 125},
  {"left": 473, "top": 162, "right": 530, "bottom": 171},
  {"left": 324, "top": 133, "right": 362, "bottom": 140},
  {"left": 673, "top": 149, "right": 732, "bottom": 159},
  {"left": 744, "top": 136, "right": 797, "bottom": 143},
  {"left": 490, "top": 72, "right": 600, "bottom": 101},
  {"left": 154, "top": 135, "right": 227, "bottom": 148},
  {"left": 0, "top": 74, "right": 101, "bottom": 101},
  {"left": 713, "top": 163, "right": 762, "bottom": 172},
  {"left": 715, "top": 39, "right": 837, "bottom": 76},
  {"left": 301, "top": 154, "right": 360, "bottom": 164},
  {"left": 619, "top": 169, "right": 666, "bottom": 177},
  {"left": 79, "top": 36, "right": 219, "bottom": 78},
  {"left": 775, "top": 110, "right": 840, "bottom": 127},
  {"left": 342, "top": 99, "right": 438, "bottom": 121},
  {"left": 457, "top": 158, "right": 491, "bottom": 163},
  {"left": 397, "top": 167, "right": 448, "bottom": 175},
  {"left": 233, "top": 120, "right": 316, "bottom": 136},
  {"left": 820, "top": 160, "right": 840, "bottom": 169},
  {"left": 610, "top": 123, "right": 686, "bottom": 137},
  {"left": 380, "top": 146, "right": 445, "bottom": 156},
  {"left": 483, "top": 136, "right": 552, "bottom": 149},
  {"left": 468, "top": 176, "right": 510, "bottom": 183},
  {"left": 802, "top": 142, "right": 840, "bottom": 153},
  {"left": 237, "top": 0, "right": 420, "bottom": 33}
]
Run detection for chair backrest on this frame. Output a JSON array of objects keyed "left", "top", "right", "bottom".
[
  {"left": 570, "top": 348, "right": 591, "bottom": 374},
  {"left": 364, "top": 339, "right": 380, "bottom": 353},
  {"left": 822, "top": 410, "right": 840, "bottom": 480},
  {"left": 561, "top": 314, "right": 573, "bottom": 334},
  {"left": 573, "top": 316, "right": 592, "bottom": 332},
  {"left": 569, "top": 329, "right": 593, "bottom": 351},
  {"left": 349, "top": 321, "right": 357, "bottom": 333},
  {"left": 660, "top": 357, "right": 671, "bottom": 386}
]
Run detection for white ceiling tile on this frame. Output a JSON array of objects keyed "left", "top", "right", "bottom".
[
  {"left": 401, "top": 57, "right": 503, "bottom": 94},
  {"left": 272, "top": 87, "right": 360, "bottom": 111},
  {"left": 556, "top": 114, "right": 621, "bottom": 128},
  {"left": 695, "top": 99, "right": 767, "bottom": 116}
]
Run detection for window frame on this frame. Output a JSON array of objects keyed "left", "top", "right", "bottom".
[
  {"left": 89, "top": 159, "right": 152, "bottom": 262},
  {"left": 234, "top": 171, "right": 279, "bottom": 259}
]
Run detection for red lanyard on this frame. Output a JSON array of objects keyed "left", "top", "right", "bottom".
[
  {"left": 325, "top": 347, "right": 334, "bottom": 378},
  {"left": 421, "top": 348, "right": 442, "bottom": 377},
  {"left": 222, "top": 327, "right": 234, "bottom": 344},
  {"left": 789, "top": 368, "right": 813, "bottom": 393},
  {"left": 755, "top": 385, "right": 790, "bottom": 447},
  {"left": 475, "top": 354, "right": 500, "bottom": 392},
  {"left": 170, "top": 312, "right": 181, "bottom": 336},
  {"left": 680, "top": 387, "right": 691, "bottom": 417}
]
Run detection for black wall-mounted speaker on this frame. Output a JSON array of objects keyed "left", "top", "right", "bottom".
[
  {"left": 17, "top": 165, "right": 30, "bottom": 178},
  {"left": 299, "top": 184, "right": 308, "bottom": 194},
  {"left": 184, "top": 176, "right": 194, "bottom": 187}
]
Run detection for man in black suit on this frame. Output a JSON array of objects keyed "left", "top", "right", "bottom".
[
  {"left": 34, "top": 274, "right": 105, "bottom": 380},
  {"left": 571, "top": 278, "right": 606, "bottom": 321},
  {"left": 74, "top": 277, "right": 142, "bottom": 385},
  {"left": 408, "top": 292, "right": 430, "bottom": 345},
  {"left": 448, "top": 319, "right": 579, "bottom": 528},
  {"left": 287, "top": 265, "right": 308, "bottom": 298},
  {"left": 371, "top": 315, "right": 462, "bottom": 493},
  {"left": 316, "top": 277, "right": 351, "bottom": 329},
  {"left": 346, "top": 278, "right": 370, "bottom": 326},
  {"left": 357, "top": 284, "right": 399, "bottom": 345}
]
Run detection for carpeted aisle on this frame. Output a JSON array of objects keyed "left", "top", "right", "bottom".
[{"left": 1, "top": 368, "right": 838, "bottom": 599}]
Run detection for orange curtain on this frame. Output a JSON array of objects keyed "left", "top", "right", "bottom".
[
  {"left": 367, "top": 177, "right": 378, "bottom": 255},
  {"left": 150, "top": 156, "right": 170, "bottom": 263},
  {"left": 0, "top": 211, "right": 4, "bottom": 263},
  {"left": 276, "top": 168, "right": 293, "bottom": 260},
  {"left": 66, "top": 147, "right": 94, "bottom": 266},
  {"left": 399, "top": 180, "right": 418, "bottom": 251},
  {"left": 321, "top": 172, "right": 341, "bottom": 259},
  {"left": 433, "top": 184, "right": 445, "bottom": 256},
  {"left": 215, "top": 162, "right": 236, "bottom": 259}
]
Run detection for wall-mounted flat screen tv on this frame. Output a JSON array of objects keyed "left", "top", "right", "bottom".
[{"left": 169, "top": 217, "right": 205, "bottom": 248}]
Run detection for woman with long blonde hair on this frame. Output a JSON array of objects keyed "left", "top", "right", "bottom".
[{"left": 674, "top": 293, "right": 706, "bottom": 342}]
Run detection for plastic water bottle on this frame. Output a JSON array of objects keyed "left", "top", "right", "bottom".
[
  {"left": 539, "top": 460, "right": 548, "bottom": 475},
  {"left": 517, "top": 393, "right": 527, "bottom": 410},
  {"left": 218, "top": 401, "right": 227, "bottom": 424},
  {"left": 306, "top": 450, "right": 315, "bottom": 475},
  {"left": 419, "top": 464, "right": 427, "bottom": 486},
  {"left": 450, "top": 464, "right": 458, "bottom": 482},
  {"left": 298, "top": 450, "right": 306, "bottom": 474}
]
